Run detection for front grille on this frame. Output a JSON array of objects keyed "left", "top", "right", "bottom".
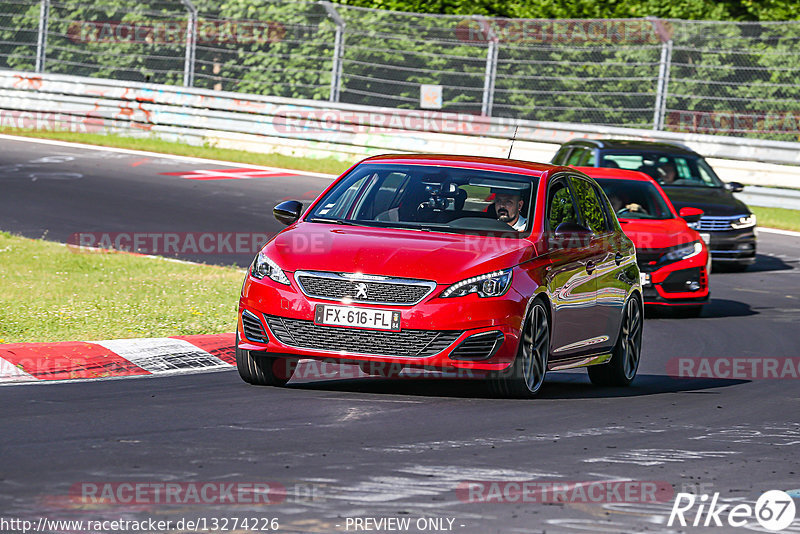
[
  {"left": 265, "top": 315, "right": 461, "bottom": 357},
  {"left": 696, "top": 216, "right": 736, "bottom": 232},
  {"left": 295, "top": 271, "right": 435, "bottom": 306},
  {"left": 241, "top": 310, "right": 267, "bottom": 343},
  {"left": 450, "top": 331, "right": 504, "bottom": 361}
]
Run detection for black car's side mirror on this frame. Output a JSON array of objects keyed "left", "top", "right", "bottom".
[
  {"left": 274, "top": 200, "right": 303, "bottom": 226},
  {"left": 726, "top": 182, "right": 745, "bottom": 193}
]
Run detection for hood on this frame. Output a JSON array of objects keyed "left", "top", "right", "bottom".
[
  {"left": 266, "top": 222, "right": 537, "bottom": 285},
  {"left": 661, "top": 186, "right": 751, "bottom": 216},
  {"left": 619, "top": 217, "right": 700, "bottom": 250}
]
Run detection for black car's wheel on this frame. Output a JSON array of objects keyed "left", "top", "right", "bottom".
[
  {"left": 490, "top": 300, "right": 549, "bottom": 398},
  {"left": 588, "top": 296, "right": 642, "bottom": 387},
  {"left": 236, "top": 338, "right": 296, "bottom": 386}
]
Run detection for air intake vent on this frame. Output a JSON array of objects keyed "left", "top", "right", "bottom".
[
  {"left": 241, "top": 310, "right": 268, "bottom": 343},
  {"left": 449, "top": 331, "right": 504, "bottom": 361},
  {"left": 264, "top": 315, "right": 461, "bottom": 357}
]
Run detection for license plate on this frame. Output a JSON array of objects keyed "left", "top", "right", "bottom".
[
  {"left": 699, "top": 233, "right": 711, "bottom": 244},
  {"left": 639, "top": 273, "right": 651, "bottom": 287},
  {"left": 314, "top": 305, "right": 401, "bottom": 331}
]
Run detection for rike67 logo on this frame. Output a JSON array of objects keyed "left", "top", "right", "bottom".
[{"left": 668, "top": 490, "right": 796, "bottom": 531}]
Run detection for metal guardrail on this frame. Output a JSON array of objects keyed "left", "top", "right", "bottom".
[
  {"left": 3, "top": 1, "right": 800, "bottom": 142},
  {"left": 0, "top": 69, "right": 798, "bottom": 207},
  {"left": 736, "top": 187, "right": 800, "bottom": 210}
]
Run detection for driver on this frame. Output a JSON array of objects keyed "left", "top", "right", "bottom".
[
  {"left": 658, "top": 162, "right": 677, "bottom": 184},
  {"left": 493, "top": 190, "right": 527, "bottom": 231}
]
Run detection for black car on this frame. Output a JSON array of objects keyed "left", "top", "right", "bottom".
[{"left": 552, "top": 139, "right": 756, "bottom": 270}]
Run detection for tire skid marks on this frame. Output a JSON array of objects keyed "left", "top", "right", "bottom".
[
  {"left": 363, "top": 426, "right": 667, "bottom": 454},
  {"left": 583, "top": 449, "right": 739, "bottom": 466},
  {"left": 689, "top": 423, "right": 800, "bottom": 446}
]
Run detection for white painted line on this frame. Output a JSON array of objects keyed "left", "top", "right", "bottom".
[
  {"left": 0, "top": 355, "right": 35, "bottom": 382},
  {"left": 0, "top": 133, "right": 339, "bottom": 179},
  {"left": 95, "top": 338, "right": 230, "bottom": 374},
  {"left": 0, "top": 365, "right": 234, "bottom": 387},
  {"left": 759, "top": 227, "right": 800, "bottom": 238}
]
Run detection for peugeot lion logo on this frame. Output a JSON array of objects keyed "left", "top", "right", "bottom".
[{"left": 354, "top": 282, "right": 368, "bottom": 299}]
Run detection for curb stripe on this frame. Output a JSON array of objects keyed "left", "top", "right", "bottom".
[
  {"left": 0, "top": 355, "right": 34, "bottom": 381},
  {"left": 94, "top": 338, "right": 230, "bottom": 374},
  {"left": 0, "top": 342, "right": 149, "bottom": 381},
  {"left": 172, "top": 333, "right": 236, "bottom": 365}
]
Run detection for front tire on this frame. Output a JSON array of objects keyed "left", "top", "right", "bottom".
[
  {"left": 588, "top": 296, "right": 642, "bottom": 387},
  {"left": 490, "top": 300, "right": 549, "bottom": 398},
  {"left": 236, "top": 337, "right": 297, "bottom": 386}
]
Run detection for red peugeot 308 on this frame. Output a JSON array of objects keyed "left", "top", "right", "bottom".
[
  {"left": 236, "top": 155, "right": 642, "bottom": 397},
  {"left": 577, "top": 167, "right": 710, "bottom": 317}
]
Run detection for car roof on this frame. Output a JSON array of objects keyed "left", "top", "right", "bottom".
[
  {"left": 562, "top": 138, "right": 696, "bottom": 154},
  {"left": 573, "top": 166, "right": 658, "bottom": 183},
  {"left": 360, "top": 154, "right": 565, "bottom": 177}
]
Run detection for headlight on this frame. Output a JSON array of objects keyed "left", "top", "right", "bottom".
[
  {"left": 251, "top": 250, "right": 290, "bottom": 285},
  {"left": 664, "top": 241, "right": 703, "bottom": 262},
  {"left": 730, "top": 214, "right": 756, "bottom": 229},
  {"left": 441, "top": 269, "right": 512, "bottom": 298}
]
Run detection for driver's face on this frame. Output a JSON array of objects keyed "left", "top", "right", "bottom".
[{"left": 494, "top": 193, "right": 523, "bottom": 225}]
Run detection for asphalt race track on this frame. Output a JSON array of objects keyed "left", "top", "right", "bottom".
[{"left": 2, "top": 136, "right": 800, "bottom": 533}]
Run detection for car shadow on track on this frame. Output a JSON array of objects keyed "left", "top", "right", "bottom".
[
  {"left": 646, "top": 298, "right": 758, "bottom": 319},
  {"left": 286, "top": 372, "right": 747, "bottom": 400},
  {"left": 714, "top": 253, "right": 795, "bottom": 274}
]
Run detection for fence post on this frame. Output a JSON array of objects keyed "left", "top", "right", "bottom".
[
  {"left": 650, "top": 18, "right": 673, "bottom": 130},
  {"left": 322, "top": 1, "right": 345, "bottom": 103},
  {"left": 476, "top": 16, "right": 498, "bottom": 117},
  {"left": 35, "top": 0, "right": 49, "bottom": 73},
  {"left": 181, "top": 0, "right": 198, "bottom": 87}
]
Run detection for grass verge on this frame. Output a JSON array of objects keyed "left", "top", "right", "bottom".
[
  {"left": 0, "top": 232, "right": 243, "bottom": 343},
  {"left": 0, "top": 127, "right": 351, "bottom": 176},
  {"left": 751, "top": 206, "right": 800, "bottom": 233}
]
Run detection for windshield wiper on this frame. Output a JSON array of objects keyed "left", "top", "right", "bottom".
[{"left": 307, "top": 217, "right": 359, "bottom": 226}]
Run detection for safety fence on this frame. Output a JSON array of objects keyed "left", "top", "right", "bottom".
[{"left": 1, "top": 1, "right": 800, "bottom": 141}]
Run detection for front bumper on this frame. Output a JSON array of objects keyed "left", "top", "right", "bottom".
[
  {"left": 237, "top": 273, "right": 528, "bottom": 371},
  {"left": 639, "top": 256, "right": 709, "bottom": 307},
  {"left": 705, "top": 228, "right": 756, "bottom": 264}
]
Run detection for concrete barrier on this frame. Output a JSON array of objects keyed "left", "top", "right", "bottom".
[{"left": 1, "top": 69, "right": 798, "bottom": 196}]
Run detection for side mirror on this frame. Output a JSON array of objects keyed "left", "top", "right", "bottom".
[
  {"left": 274, "top": 200, "right": 303, "bottom": 226},
  {"left": 550, "top": 221, "right": 593, "bottom": 250},
  {"left": 679, "top": 206, "right": 704, "bottom": 224},
  {"left": 726, "top": 182, "right": 745, "bottom": 193},
  {"left": 554, "top": 221, "right": 593, "bottom": 236}
]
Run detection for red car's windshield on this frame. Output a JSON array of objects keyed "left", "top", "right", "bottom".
[
  {"left": 595, "top": 178, "right": 674, "bottom": 220},
  {"left": 307, "top": 164, "right": 538, "bottom": 236}
]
